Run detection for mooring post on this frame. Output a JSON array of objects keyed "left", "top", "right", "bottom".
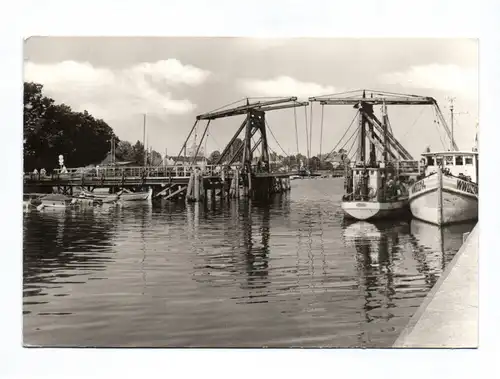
[
  {"left": 236, "top": 170, "right": 240, "bottom": 198},
  {"left": 186, "top": 172, "right": 194, "bottom": 202},
  {"left": 247, "top": 172, "right": 252, "bottom": 198},
  {"left": 200, "top": 172, "right": 205, "bottom": 202},
  {"left": 194, "top": 169, "right": 200, "bottom": 202}
]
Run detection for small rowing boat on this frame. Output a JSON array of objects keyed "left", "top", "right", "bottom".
[
  {"left": 78, "top": 189, "right": 121, "bottom": 203},
  {"left": 116, "top": 187, "right": 153, "bottom": 201}
]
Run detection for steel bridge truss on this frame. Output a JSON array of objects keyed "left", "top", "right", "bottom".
[{"left": 177, "top": 97, "right": 309, "bottom": 173}]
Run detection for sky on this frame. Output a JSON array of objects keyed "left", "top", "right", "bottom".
[{"left": 23, "top": 37, "right": 478, "bottom": 160}]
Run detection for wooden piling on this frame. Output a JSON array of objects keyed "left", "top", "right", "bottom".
[
  {"left": 247, "top": 172, "right": 252, "bottom": 198},
  {"left": 236, "top": 170, "right": 240, "bottom": 198},
  {"left": 186, "top": 173, "right": 194, "bottom": 202}
]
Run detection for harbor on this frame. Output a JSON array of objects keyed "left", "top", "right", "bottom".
[
  {"left": 21, "top": 37, "right": 479, "bottom": 348},
  {"left": 22, "top": 90, "right": 479, "bottom": 347}
]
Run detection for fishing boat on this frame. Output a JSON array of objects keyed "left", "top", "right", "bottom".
[
  {"left": 409, "top": 101, "right": 478, "bottom": 225},
  {"left": 309, "top": 90, "right": 427, "bottom": 221},
  {"left": 342, "top": 162, "right": 412, "bottom": 220},
  {"left": 409, "top": 151, "right": 478, "bottom": 225}
]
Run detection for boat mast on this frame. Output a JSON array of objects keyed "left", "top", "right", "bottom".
[
  {"left": 357, "top": 90, "right": 366, "bottom": 163},
  {"left": 449, "top": 97, "right": 455, "bottom": 151},
  {"left": 382, "top": 101, "right": 388, "bottom": 163},
  {"left": 143, "top": 113, "right": 147, "bottom": 166}
]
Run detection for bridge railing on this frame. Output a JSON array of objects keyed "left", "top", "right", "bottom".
[{"left": 24, "top": 163, "right": 292, "bottom": 181}]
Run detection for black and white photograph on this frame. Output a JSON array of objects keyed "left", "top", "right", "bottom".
[{"left": 21, "top": 36, "right": 479, "bottom": 349}]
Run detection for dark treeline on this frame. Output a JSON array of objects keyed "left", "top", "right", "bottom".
[
  {"left": 24, "top": 82, "right": 118, "bottom": 171},
  {"left": 23, "top": 82, "right": 166, "bottom": 171}
]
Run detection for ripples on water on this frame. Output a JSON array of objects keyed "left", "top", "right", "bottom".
[{"left": 23, "top": 179, "right": 474, "bottom": 347}]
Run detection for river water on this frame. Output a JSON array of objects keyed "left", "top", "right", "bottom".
[{"left": 23, "top": 178, "right": 474, "bottom": 347}]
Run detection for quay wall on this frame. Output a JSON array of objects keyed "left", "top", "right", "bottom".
[{"left": 393, "top": 223, "right": 478, "bottom": 348}]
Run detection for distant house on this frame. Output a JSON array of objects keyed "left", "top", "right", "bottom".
[
  {"left": 98, "top": 152, "right": 136, "bottom": 167},
  {"left": 325, "top": 154, "right": 346, "bottom": 168}
]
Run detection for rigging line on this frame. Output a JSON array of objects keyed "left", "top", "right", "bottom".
[
  {"left": 432, "top": 107, "right": 447, "bottom": 150},
  {"left": 209, "top": 98, "right": 247, "bottom": 113},
  {"left": 304, "top": 106, "right": 310, "bottom": 160},
  {"left": 347, "top": 133, "right": 359, "bottom": 160},
  {"left": 265, "top": 119, "right": 289, "bottom": 157},
  {"left": 319, "top": 104, "right": 324, "bottom": 159},
  {"left": 209, "top": 132, "right": 221, "bottom": 150},
  {"left": 309, "top": 102, "right": 313, "bottom": 159},
  {"left": 402, "top": 106, "right": 426, "bottom": 139},
  {"left": 339, "top": 123, "right": 360, "bottom": 153},
  {"left": 293, "top": 103, "right": 300, "bottom": 154},
  {"left": 323, "top": 110, "right": 360, "bottom": 161},
  {"left": 434, "top": 120, "right": 447, "bottom": 150}
]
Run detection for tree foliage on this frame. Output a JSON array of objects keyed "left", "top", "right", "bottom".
[
  {"left": 24, "top": 82, "right": 117, "bottom": 171},
  {"left": 208, "top": 150, "right": 221, "bottom": 164}
]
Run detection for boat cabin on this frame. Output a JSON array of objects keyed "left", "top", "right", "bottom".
[
  {"left": 346, "top": 163, "right": 406, "bottom": 202},
  {"left": 421, "top": 151, "right": 478, "bottom": 183}
]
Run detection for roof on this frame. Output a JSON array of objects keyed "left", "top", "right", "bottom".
[{"left": 421, "top": 151, "right": 478, "bottom": 156}]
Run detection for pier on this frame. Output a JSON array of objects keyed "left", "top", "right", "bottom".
[{"left": 393, "top": 224, "right": 478, "bottom": 348}]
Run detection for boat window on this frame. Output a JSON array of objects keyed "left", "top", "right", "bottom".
[
  {"left": 445, "top": 156, "right": 454, "bottom": 165},
  {"left": 426, "top": 156, "right": 435, "bottom": 166},
  {"left": 465, "top": 156, "right": 473, "bottom": 165},
  {"left": 455, "top": 155, "right": 463, "bottom": 165},
  {"left": 355, "top": 170, "right": 359, "bottom": 175},
  {"left": 436, "top": 157, "right": 443, "bottom": 166}
]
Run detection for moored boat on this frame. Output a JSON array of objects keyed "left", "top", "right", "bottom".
[
  {"left": 409, "top": 151, "right": 478, "bottom": 225},
  {"left": 342, "top": 163, "right": 412, "bottom": 220},
  {"left": 409, "top": 99, "right": 478, "bottom": 225},
  {"left": 117, "top": 187, "right": 153, "bottom": 201},
  {"left": 37, "top": 194, "right": 74, "bottom": 210},
  {"left": 311, "top": 90, "right": 425, "bottom": 221},
  {"left": 78, "top": 189, "right": 121, "bottom": 203}
]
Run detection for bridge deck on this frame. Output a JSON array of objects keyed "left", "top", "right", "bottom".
[{"left": 24, "top": 165, "right": 292, "bottom": 188}]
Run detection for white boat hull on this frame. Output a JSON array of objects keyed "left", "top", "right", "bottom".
[
  {"left": 341, "top": 199, "right": 408, "bottom": 221},
  {"left": 409, "top": 172, "right": 478, "bottom": 225},
  {"left": 119, "top": 187, "right": 153, "bottom": 201}
]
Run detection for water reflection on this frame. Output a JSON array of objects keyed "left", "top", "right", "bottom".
[
  {"left": 409, "top": 219, "right": 476, "bottom": 279},
  {"left": 23, "top": 178, "right": 475, "bottom": 347},
  {"left": 23, "top": 207, "right": 117, "bottom": 312}
]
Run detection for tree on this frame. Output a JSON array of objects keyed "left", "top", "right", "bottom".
[
  {"left": 131, "top": 141, "right": 145, "bottom": 165},
  {"left": 208, "top": 150, "right": 221, "bottom": 164},
  {"left": 115, "top": 141, "right": 134, "bottom": 161},
  {"left": 149, "top": 150, "right": 163, "bottom": 166},
  {"left": 23, "top": 82, "right": 118, "bottom": 171}
]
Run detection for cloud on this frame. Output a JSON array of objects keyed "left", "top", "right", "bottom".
[
  {"left": 379, "top": 64, "right": 478, "bottom": 99},
  {"left": 24, "top": 59, "right": 211, "bottom": 121},
  {"left": 238, "top": 76, "right": 336, "bottom": 98}
]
